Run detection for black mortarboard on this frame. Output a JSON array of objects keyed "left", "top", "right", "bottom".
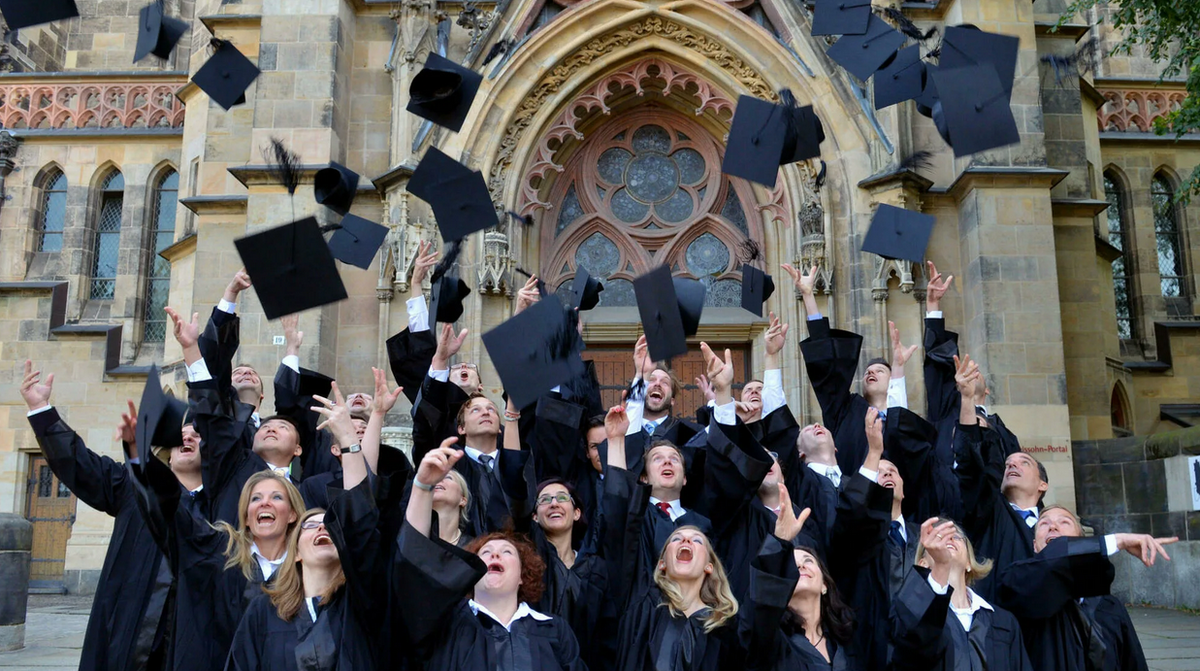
[
  {"left": 672, "top": 277, "right": 706, "bottom": 336},
  {"left": 874, "top": 45, "right": 926, "bottom": 110},
  {"left": 313, "top": 162, "right": 360, "bottom": 216},
  {"left": 134, "top": 2, "right": 187, "bottom": 63},
  {"left": 783, "top": 103, "right": 825, "bottom": 165},
  {"left": 406, "top": 52, "right": 483, "bottom": 133},
  {"left": 430, "top": 272, "right": 471, "bottom": 324},
  {"left": 722, "top": 95, "right": 788, "bottom": 188},
  {"left": 136, "top": 365, "right": 187, "bottom": 451},
  {"left": 634, "top": 265, "right": 688, "bottom": 362},
  {"left": 234, "top": 217, "right": 349, "bottom": 319},
  {"left": 913, "top": 62, "right": 940, "bottom": 117},
  {"left": 939, "top": 25, "right": 1019, "bottom": 98},
  {"left": 192, "top": 39, "right": 260, "bottom": 111},
  {"left": 0, "top": 0, "right": 77, "bottom": 30},
  {"left": 296, "top": 367, "right": 335, "bottom": 400},
  {"left": 740, "top": 264, "right": 775, "bottom": 317},
  {"left": 408, "top": 147, "right": 499, "bottom": 241},
  {"left": 327, "top": 214, "right": 388, "bottom": 270},
  {"left": 861, "top": 203, "right": 935, "bottom": 263},
  {"left": 826, "top": 14, "right": 906, "bottom": 81},
  {"left": 570, "top": 265, "right": 604, "bottom": 311},
  {"left": 811, "top": 0, "right": 872, "bottom": 37},
  {"left": 482, "top": 297, "right": 586, "bottom": 409},
  {"left": 930, "top": 65, "right": 1020, "bottom": 157}
]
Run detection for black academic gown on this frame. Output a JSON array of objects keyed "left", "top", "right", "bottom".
[
  {"left": 392, "top": 520, "right": 585, "bottom": 671},
  {"left": 891, "top": 566, "right": 1033, "bottom": 671},
  {"left": 740, "top": 535, "right": 860, "bottom": 671},
  {"left": 29, "top": 408, "right": 173, "bottom": 671},
  {"left": 883, "top": 407, "right": 961, "bottom": 523},
  {"left": 129, "top": 449, "right": 270, "bottom": 671},
  {"left": 226, "top": 480, "right": 386, "bottom": 671},
  {"left": 800, "top": 317, "right": 892, "bottom": 474},
  {"left": 272, "top": 363, "right": 340, "bottom": 481},
  {"left": 411, "top": 373, "right": 473, "bottom": 460},
  {"left": 997, "top": 536, "right": 1119, "bottom": 671},
  {"left": 1083, "top": 595, "right": 1150, "bottom": 671},
  {"left": 386, "top": 327, "right": 438, "bottom": 407},
  {"left": 954, "top": 423, "right": 1036, "bottom": 603}
]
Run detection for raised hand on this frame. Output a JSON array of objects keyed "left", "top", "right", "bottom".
[
  {"left": 781, "top": 263, "right": 819, "bottom": 295},
  {"left": 695, "top": 374, "right": 716, "bottom": 403},
  {"left": 764, "top": 311, "right": 789, "bottom": 357},
  {"left": 415, "top": 437, "right": 463, "bottom": 488},
  {"left": 371, "top": 367, "right": 404, "bottom": 416},
  {"left": 165, "top": 307, "right": 200, "bottom": 351},
  {"left": 312, "top": 382, "right": 357, "bottom": 450},
  {"left": 700, "top": 342, "right": 735, "bottom": 404},
  {"left": 514, "top": 274, "right": 541, "bottom": 315},
  {"left": 411, "top": 240, "right": 439, "bottom": 289},
  {"left": 865, "top": 406, "right": 884, "bottom": 468},
  {"left": 432, "top": 323, "right": 469, "bottom": 370},
  {"left": 280, "top": 313, "right": 303, "bottom": 357},
  {"left": 774, "top": 483, "right": 810, "bottom": 541},
  {"left": 223, "top": 268, "right": 252, "bottom": 303},
  {"left": 633, "top": 334, "right": 655, "bottom": 378},
  {"left": 890, "top": 321, "right": 918, "bottom": 372},
  {"left": 1113, "top": 533, "right": 1179, "bottom": 567},
  {"left": 953, "top": 354, "right": 979, "bottom": 397},
  {"left": 604, "top": 404, "right": 629, "bottom": 442},
  {"left": 20, "top": 359, "right": 54, "bottom": 411},
  {"left": 925, "top": 261, "right": 953, "bottom": 313}
]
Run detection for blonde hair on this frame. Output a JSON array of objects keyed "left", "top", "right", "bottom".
[
  {"left": 444, "top": 469, "right": 472, "bottom": 530},
  {"left": 913, "top": 517, "right": 993, "bottom": 585},
  {"left": 1038, "top": 504, "right": 1081, "bottom": 528},
  {"left": 653, "top": 526, "right": 738, "bottom": 632},
  {"left": 214, "top": 471, "right": 307, "bottom": 581},
  {"left": 264, "top": 508, "right": 346, "bottom": 621}
]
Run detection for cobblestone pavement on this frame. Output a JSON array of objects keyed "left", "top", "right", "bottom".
[{"left": 0, "top": 596, "right": 1197, "bottom": 669}]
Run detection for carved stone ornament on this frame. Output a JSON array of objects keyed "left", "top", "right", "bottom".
[
  {"left": 872, "top": 256, "right": 917, "bottom": 300},
  {"left": 392, "top": 0, "right": 440, "bottom": 70},
  {"left": 478, "top": 229, "right": 510, "bottom": 296}
]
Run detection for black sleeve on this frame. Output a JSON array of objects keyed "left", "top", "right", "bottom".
[
  {"left": 392, "top": 521, "right": 487, "bottom": 652},
  {"left": 528, "top": 395, "right": 586, "bottom": 485},
  {"left": 885, "top": 408, "right": 958, "bottom": 521},
  {"left": 326, "top": 479, "right": 385, "bottom": 623},
  {"left": 125, "top": 450, "right": 184, "bottom": 562},
  {"left": 828, "top": 472, "right": 893, "bottom": 575},
  {"left": 738, "top": 535, "right": 799, "bottom": 671},
  {"left": 223, "top": 596, "right": 266, "bottom": 671},
  {"left": 799, "top": 317, "right": 863, "bottom": 439},
  {"left": 386, "top": 328, "right": 438, "bottom": 405},
  {"left": 696, "top": 414, "right": 773, "bottom": 539},
  {"left": 411, "top": 375, "right": 452, "bottom": 465},
  {"left": 601, "top": 465, "right": 652, "bottom": 612},
  {"left": 923, "top": 317, "right": 961, "bottom": 426},
  {"left": 954, "top": 423, "right": 1002, "bottom": 530},
  {"left": 997, "top": 536, "right": 1116, "bottom": 620},
  {"left": 190, "top": 378, "right": 254, "bottom": 513},
  {"left": 889, "top": 566, "right": 952, "bottom": 671},
  {"left": 29, "top": 409, "right": 127, "bottom": 516},
  {"left": 198, "top": 306, "right": 240, "bottom": 399}
]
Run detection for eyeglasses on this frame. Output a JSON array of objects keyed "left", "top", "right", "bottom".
[
  {"left": 536, "top": 493, "right": 572, "bottom": 506},
  {"left": 768, "top": 451, "right": 780, "bottom": 461},
  {"left": 451, "top": 363, "right": 479, "bottom": 372},
  {"left": 300, "top": 520, "right": 326, "bottom": 530}
]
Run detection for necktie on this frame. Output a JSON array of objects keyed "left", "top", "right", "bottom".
[
  {"left": 271, "top": 465, "right": 289, "bottom": 478},
  {"left": 479, "top": 453, "right": 495, "bottom": 473},
  {"left": 828, "top": 468, "right": 842, "bottom": 488},
  {"left": 1020, "top": 509, "right": 1036, "bottom": 527},
  {"left": 656, "top": 501, "right": 673, "bottom": 518},
  {"left": 889, "top": 520, "right": 906, "bottom": 549},
  {"left": 644, "top": 421, "right": 657, "bottom": 436}
]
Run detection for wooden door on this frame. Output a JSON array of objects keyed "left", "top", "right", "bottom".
[
  {"left": 584, "top": 344, "right": 751, "bottom": 422},
  {"left": 25, "top": 456, "right": 76, "bottom": 582}
]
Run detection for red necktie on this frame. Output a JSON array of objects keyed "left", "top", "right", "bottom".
[{"left": 656, "top": 502, "right": 673, "bottom": 517}]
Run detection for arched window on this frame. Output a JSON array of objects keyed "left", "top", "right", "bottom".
[
  {"left": 1104, "top": 173, "right": 1135, "bottom": 339},
  {"left": 37, "top": 171, "right": 67, "bottom": 252},
  {"left": 1110, "top": 384, "right": 1131, "bottom": 434},
  {"left": 143, "top": 170, "right": 178, "bottom": 342},
  {"left": 90, "top": 171, "right": 124, "bottom": 300},
  {"left": 1152, "top": 174, "right": 1186, "bottom": 300}
]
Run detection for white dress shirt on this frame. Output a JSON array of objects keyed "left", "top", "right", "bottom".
[
  {"left": 927, "top": 576, "right": 995, "bottom": 632},
  {"left": 806, "top": 462, "right": 842, "bottom": 488},
  {"left": 249, "top": 543, "right": 287, "bottom": 581},
  {"left": 468, "top": 600, "right": 552, "bottom": 631}
]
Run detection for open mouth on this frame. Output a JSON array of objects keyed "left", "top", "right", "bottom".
[
  {"left": 1004, "top": 469, "right": 1020, "bottom": 480},
  {"left": 676, "top": 546, "right": 694, "bottom": 562},
  {"left": 433, "top": 483, "right": 446, "bottom": 493},
  {"left": 648, "top": 390, "right": 664, "bottom": 402},
  {"left": 178, "top": 444, "right": 197, "bottom": 455},
  {"left": 547, "top": 510, "right": 565, "bottom": 520},
  {"left": 313, "top": 533, "right": 333, "bottom": 546},
  {"left": 660, "top": 468, "right": 675, "bottom": 480},
  {"left": 487, "top": 561, "right": 505, "bottom": 575},
  {"left": 256, "top": 511, "right": 276, "bottom": 523}
]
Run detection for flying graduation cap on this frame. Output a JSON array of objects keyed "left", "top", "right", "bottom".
[
  {"left": 192, "top": 39, "right": 261, "bottom": 110},
  {"left": 313, "top": 162, "right": 360, "bottom": 216},
  {"left": 326, "top": 214, "right": 388, "bottom": 270},
  {"left": 570, "top": 265, "right": 604, "bottom": 311},
  {"left": 826, "top": 13, "right": 906, "bottom": 82},
  {"left": 811, "top": 0, "right": 872, "bottom": 37},
  {"left": 482, "top": 295, "right": 586, "bottom": 409},
  {"left": 873, "top": 45, "right": 926, "bottom": 110},
  {"left": 930, "top": 65, "right": 1021, "bottom": 157},
  {"left": 134, "top": 2, "right": 188, "bottom": 63},
  {"left": 633, "top": 265, "right": 707, "bottom": 362},
  {"left": 234, "top": 217, "right": 349, "bottom": 319},
  {"left": 428, "top": 241, "right": 471, "bottom": 324},
  {"left": 407, "top": 52, "right": 483, "bottom": 133},
  {"left": 0, "top": 0, "right": 78, "bottom": 30},
  {"left": 135, "top": 365, "right": 188, "bottom": 452},
  {"left": 408, "top": 147, "right": 499, "bottom": 241},
  {"left": 723, "top": 94, "right": 825, "bottom": 188},
  {"left": 939, "top": 25, "right": 1019, "bottom": 99},
  {"left": 740, "top": 264, "right": 775, "bottom": 318},
  {"left": 861, "top": 203, "right": 936, "bottom": 264}
]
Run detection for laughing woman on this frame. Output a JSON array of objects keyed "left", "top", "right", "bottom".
[{"left": 393, "top": 437, "right": 585, "bottom": 671}]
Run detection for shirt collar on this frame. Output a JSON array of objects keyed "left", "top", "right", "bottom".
[
  {"left": 951, "top": 588, "right": 995, "bottom": 616},
  {"left": 806, "top": 462, "right": 841, "bottom": 477},
  {"left": 648, "top": 496, "right": 685, "bottom": 519},
  {"left": 249, "top": 543, "right": 287, "bottom": 580},
  {"left": 1009, "top": 502, "right": 1038, "bottom": 516},
  {"left": 893, "top": 515, "right": 908, "bottom": 543},
  {"left": 463, "top": 445, "right": 498, "bottom": 464},
  {"left": 468, "top": 600, "right": 551, "bottom": 631}
]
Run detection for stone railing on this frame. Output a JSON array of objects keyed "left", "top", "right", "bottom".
[
  {"left": 0, "top": 81, "right": 185, "bottom": 131},
  {"left": 1097, "top": 87, "right": 1186, "bottom": 132}
]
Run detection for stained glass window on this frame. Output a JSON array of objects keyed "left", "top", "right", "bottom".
[
  {"left": 38, "top": 171, "right": 67, "bottom": 252},
  {"left": 1104, "top": 175, "right": 1134, "bottom": 339},
  {"left": 90, "top": 171, "right": 124, "bottom": 300},
  {"left": 1152, "top": 175, "right": 1186, "bottom": 299},
  {"left": 144, "top": 170, "right": 178, "bottom": 342}
]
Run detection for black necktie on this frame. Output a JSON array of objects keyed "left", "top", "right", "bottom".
[
  {"left": 479, "top": 453, "right": 495, "bottom": 473},
  {"left": 889, "top": 520, "right": 906, "bottom": 549}
]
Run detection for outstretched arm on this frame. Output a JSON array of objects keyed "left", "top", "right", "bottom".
[
  {"left": 781, "top": 263, "right": 821, "bottom": 321},
  {"left": 761, "top": 312, "right": 789, "bottom": 417}
]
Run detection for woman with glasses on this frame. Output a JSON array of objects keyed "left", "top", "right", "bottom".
[{"left": 891, "top": 517, "right": 1033, "bottom": 671}]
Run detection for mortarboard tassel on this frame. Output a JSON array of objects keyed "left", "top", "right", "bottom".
[{"left": 430, "top": 240, "right": 463, "bottom": 283}]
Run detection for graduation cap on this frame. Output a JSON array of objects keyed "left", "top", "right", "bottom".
[
  {"left": 740, "top": 264, "right": 775, "bottom": 317},
  {"left": 313, "top": 162, "right": 360, "bottom": 216},
  {"left": 0, "top": 0, "right": 77, "bottom": 30},
  {"left": 430, "top": 272, "right": 471, "bottom": 324},
  {"left": 723, "top": 95, "right": 824, "bottom": 188},
  {"left": 826, "top": 13, "right": 907, "bottom": 82},
  {"left": 136, "top": 365, "right": 188, "bottom": 451},
  {"left": 913, "top": 62, "right": 940, "bottom": 117},
  {"left": 930, "top": 65, "right": 1020, "bottom": 157},
  {"left": 811, "top": 0, "right": 872, "bottom": 37},
  {"left": 408, "top": 147, "right": 499, "bottom": 241},
  {"left": 874, "top": 45, "right": 926, "bottom": 110},
  {"left": 234, "top": 217, "right": 349, "bottom": 319},
  {"left": 296, "top": 367, "right": 335, "bottom": 400},
  {"left": 569, "top": 265, "right": 604, "bottom": 311},
  {"left": 939, "top": 25, "right": 1020, "bottom": 99},
  {"left": 672, "top": 277, "right": 706, "bottom": 336},
  {"left": 192, "top": 39, "right": 260, "bottom": 111},
  {"left": 861, "top": 203, "right": 935, "bottom": 264},
  {"left": 407, "top": 52, "right": 483, "bottom": 133},
  {"left": 783, "top": 102, "right": 825, "bottom": 165},
  {"left": 134, "top": 2, "right": 188, "bottom": 63},
  {"left": 326, "top": 214, "right": 388, "bottom": 270},
  {"left": 482, "top": 296, "right": 586, "bottom": 409}
]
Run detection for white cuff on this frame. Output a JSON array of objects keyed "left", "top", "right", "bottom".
[
  {"left": 218, "top": 298, "right": 236, "bottom": 314},
  {"left": 926, "top": 310, "right": 943, "bottom": 319},
  {"left": 27, "top": 405, "right": 54, "bottom": 417},
  {"left": 550, "top": 385, "right": 561, "bottom": 394},
  {"left": 713, "top": 401, "right": 737, "bottom": 426},
  {"left": 858, "top": 466, "right": 879, "bottom": 483},
  {"left": 128, "top": 457, "right": 141, "bottom": 465},
  {"left": 1104, "top": 534, "right": 1118, "bottom": 557},
  {"left": 926, "top": 574, "right": 950, "bottom": 595},
  {"left": 282, "top": 355, "right": 300, "bottom": 374},
  {"left": 627, "top": 376, "right": 646, "bottom": 402},
  {"left": 187, "top": 358, "right": 213, "bottom": 383},
  {"left": 406, "top": 295, "right": 430, "bottom": 333},
  {"left": 887, "top": 375, "right": 909, "bottom": 409},
  {"left": 428, "top": 368, "right": 450, "bottom": 383},
  {"left": 624, "top": 396, "right": 645, "bottom": 436},
  {"left": 762, "top": 368, "right": 785, "bottom": 417},
  {"left": 807, "top": 313, "right": 823, "bottom": 321}
]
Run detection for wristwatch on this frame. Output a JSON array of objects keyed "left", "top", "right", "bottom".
[
  {"left": 413, "top": 480, "right": 434, "bottom": 491},
  {"left": 343, "top": 443, "right": 362, "bottom": 454}
]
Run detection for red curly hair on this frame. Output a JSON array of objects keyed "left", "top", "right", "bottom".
[{"left": 465, "top": 531, "right": 546, "bottom": 604}]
